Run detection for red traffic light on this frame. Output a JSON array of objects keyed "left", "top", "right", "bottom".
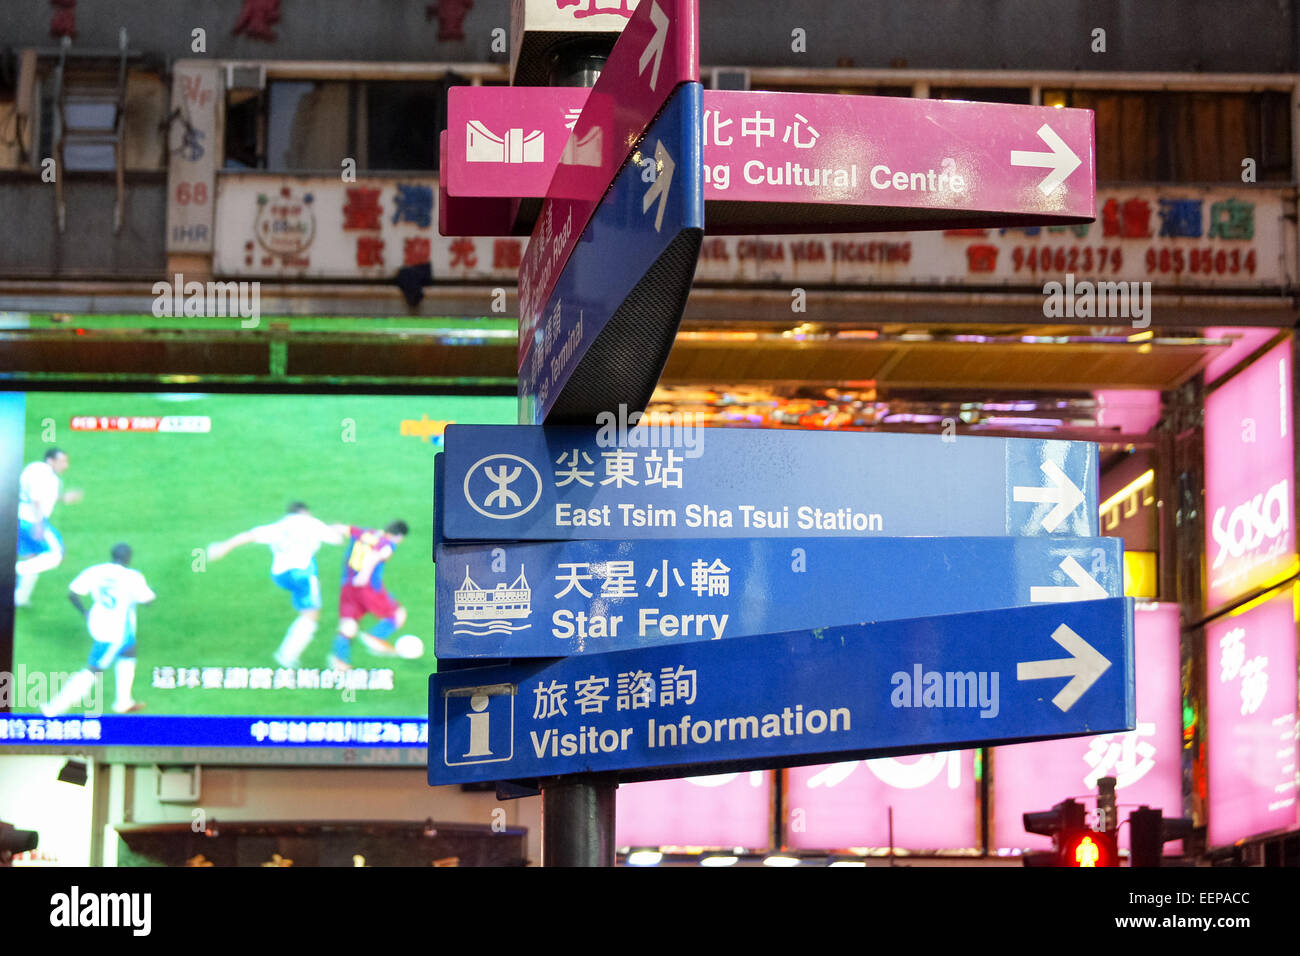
[
  {"left": 1023, "top": 799, "right": 1118, "bottom": 867},
  {"left": 1061, "top": 828, "right": 1118, "bottom": 868}
]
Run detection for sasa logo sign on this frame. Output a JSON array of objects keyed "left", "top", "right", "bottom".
[{"left": 1211, "top": 478, "right": 1290, "bottom": 569}]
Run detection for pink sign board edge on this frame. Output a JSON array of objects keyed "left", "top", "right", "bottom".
[{"left": 517, "top": 0, "right": 700, "bottom": 364}]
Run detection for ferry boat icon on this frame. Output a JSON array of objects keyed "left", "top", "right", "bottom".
[{"left": 453, "top": 566, "right": 532, "bottom": 621}]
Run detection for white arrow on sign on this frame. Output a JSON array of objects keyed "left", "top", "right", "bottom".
[
  {"left": 1010, "top": 124, "right": 1082, "bottom": 197},
  {"left": 1017, "top": 623, "right": 1112, "bottom": 713},
  {"left": 1013, "top": 460, "right": 1085, "bottom": 533},
  {"left": 1030, "top": 555, "right": 1108, "bottom": 603},
  {"left": 642, "top": 139, "right": 676, "bottom": 232},
  {"left": 638, "top": 0, "right": 670, "bottom": 93}
]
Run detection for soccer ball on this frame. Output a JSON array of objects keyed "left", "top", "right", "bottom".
[{"left": 395, "top": 634, "right": 425, "bottom": 660}]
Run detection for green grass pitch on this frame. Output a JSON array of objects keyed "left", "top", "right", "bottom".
[{"left": 13, "top": 391, "right": 515, "bottom": 719}]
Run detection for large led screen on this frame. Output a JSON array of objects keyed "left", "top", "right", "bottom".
[{"left": 1, "top": 390, "right": 516, "bottom": 751}]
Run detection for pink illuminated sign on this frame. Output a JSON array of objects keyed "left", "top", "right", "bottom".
[
  {"left": 784, "top": 751, "right": 977, "bottom": 851},
  {"left": 993, "top": 602, "right": 1183, "bottom": 852},
  {"left": 1204, "top": 339, "right": 1295, "bottom": 611},
  {"left": 445, "top": 88, "right": 1095, "bottom": 235},
  {"left": 1207, "top": 588, "right": 1299, "bottom": 847},
  {"left": 615, "top": 771, "right": 771, "bottom": 849},
  {"left": 1093, "top": 390, "right": 1162, "bottom": 436},
  {"left": 1203, "top": 327, "right": 1281, "bottom": 386}
]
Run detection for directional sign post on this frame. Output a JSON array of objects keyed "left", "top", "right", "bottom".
[
  {"left": 435, "top": 536, "right": 1123, "bottom": 660},
  {"left": 433, "top": 1, "right": 1107, "bottom": 867},
  {"left": 429, "top": 598, "right": 1136, "bottom": 786},
  {"left": 487, "top": 0, "right": 704, "bottom": 864}
]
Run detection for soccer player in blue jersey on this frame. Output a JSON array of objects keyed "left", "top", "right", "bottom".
[
  {"left": 15, "top": 448, "right": 83, "bottom": 607},
  {"left": 208, "top": 503, "right": 348, "bottom": 668},
  {"left": 42, "top": 543, "right": 154, "bottom": 717}
]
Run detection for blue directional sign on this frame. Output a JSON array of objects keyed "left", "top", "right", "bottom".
[
  {"left": 519, "top": 82, "right": 705, "bottom": 424},
  {"left": 435, "top": 535, "right": 1124, "bottom": 659},
  {"left": 428, "top": 598, "right": 1136, "bottom": 785},
  {"left": 438, "top": 425, "right": 1099, "bottom": 541}
]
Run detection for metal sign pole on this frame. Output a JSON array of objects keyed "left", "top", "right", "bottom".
[
  {"left": 535, "top": 28, "right": 616, "bottom": 870},
  {"left": 541, "top": 776, "right": 617, "bottom": 867}
]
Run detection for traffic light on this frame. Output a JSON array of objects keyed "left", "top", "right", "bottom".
[
  {"left": 1060, "top": 827, "right": 1119, "bottom": 868},
  {"left": 1023, "top": 798, "right": 1118, "bottom": 867},
  {"left": 1129, "top": 805, "right": 1194, "bottom": 867}
]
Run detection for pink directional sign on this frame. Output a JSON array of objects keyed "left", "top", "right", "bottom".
[
  {"left": 1207, "top": 587, "right": 1299, "bottom": 846},
  {"left": 701, "top": 91, "right": 1094, "bottom": 232},
  {"left": 992, "top": 602, "right": 1183, "bottom": 854},
  {"left": 445, "top": 87, "right": 1095, "bottom": 236},
  {"left": 449, "top": 86, "right": 587, "bottom": 201},
  {"left": 517, "top": 0, "right": 699, "bottom": 368}
]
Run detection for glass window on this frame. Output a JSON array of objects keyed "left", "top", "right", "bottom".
[
  {"left": 223, "top": 88, "right": 262, "bottom": 169},
  {"left": 1047, "top": 89, "right": 1291, "bottom": 183},
  {"left": 224, "top": 78, "right": 468, "bottom": 172},
  {"left": 364, "top": 81, "right": 445, "bottom": 171},
  {"left": 931, "top": 86, "right": 1033, "bottom": 105},
  {"left": 755, "top": 83, "right": 912, "bottom": 97},
  {"left": 265, "top": 80, "right": 350, "bottom": 171}
]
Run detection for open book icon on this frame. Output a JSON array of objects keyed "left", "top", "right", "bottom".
[{"left": 466, "top": 121, "right": 546, "bottom": 163}]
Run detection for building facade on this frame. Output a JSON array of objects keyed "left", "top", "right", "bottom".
[{"left": 0, "top": 0, "right": 1297, "bottom": 866}]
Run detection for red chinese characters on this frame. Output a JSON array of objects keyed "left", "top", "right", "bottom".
[
  {"left": 493, "top": 239, "right": 523, "bottom": 270},
  {"left": 403, "top": 237, "right": 432, "bottom": 267},
  {"left": 426, "top": 0, "right": 474, "bottom": 41},
  {"left": 449, "top": 237, "right": 478, "bottom": 268},
  {"left": 49, "top": 0, "right": 76, "bottom": 39},
  {"left": 342, "top": 188, "right": 383, "bottom": 231},
  {"left": 355, "top": 236, "right": 385, "bottom": 268},
  {"left": 233, "top": 0, "right": 282, "bottom": 42},
  {"left": 965, "top": 244, "right": 999, "bottom": 273}
]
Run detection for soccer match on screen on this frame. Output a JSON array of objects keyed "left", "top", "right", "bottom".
[{"left": 12, "top": 391, "right": 514, "bottom": 722}]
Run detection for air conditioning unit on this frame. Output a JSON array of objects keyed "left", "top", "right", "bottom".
[
  {"left": 710, "top": 67, "right": 750, "bottom": 91},
  {"left": 224, "top": 63, "right": 266, "bottom": 92}
]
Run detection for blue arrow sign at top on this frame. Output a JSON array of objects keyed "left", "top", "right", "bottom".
[
  {"left": 437, "top": 426, "right": 1098, "bottom": 541},
  {"left": 428, "top": 597, "right": 1135, "bottom": 786},
  {"left": 434, "top": 535, "right": 1124, "bottom": 659},
  {"left": 518, "top": 83, "right": 705, "bottom": 424}
]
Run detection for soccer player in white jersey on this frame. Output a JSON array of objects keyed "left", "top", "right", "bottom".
[
  {"left": 207, "top": 502, "right": 348, "bottom": 668},
  {"left": 42, "top": 543, "right": 155, "bottom": 717},
  {"left": 15, "top": 447, "right": 83, "bottom": 606}
]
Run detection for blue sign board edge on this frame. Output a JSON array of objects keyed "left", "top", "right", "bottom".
[
  {"left": 427, "top": 597, "right": 1136, "bottom": 788},
  {"left": 432, "top": 535, "right": 1126, "bottom": 660},
  {"left": 439, "top": 424, "right": 1101, "bottom": 540},
  {"left": 521, "top": 81, "right": 705, "bottom": 424}
]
